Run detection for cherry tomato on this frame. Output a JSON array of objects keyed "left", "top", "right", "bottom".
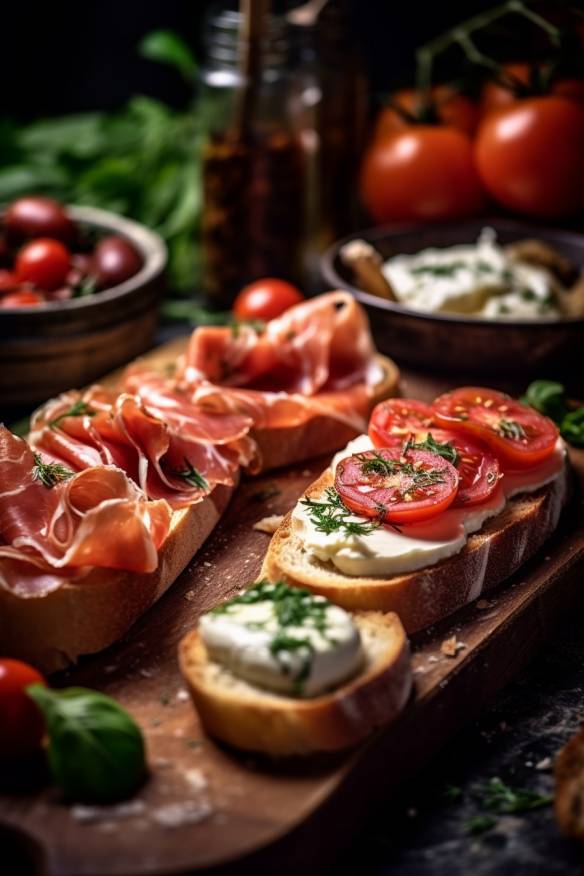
[
  {"left": 360, "top": 127, "right": 485, "bottom": 224},
  {"left": 0, "top": 289, "right": 45, "bottom": 307},
  {"left": 481, "top": 63, "right": 584, "bottom": 115},
  {"left": 475, "top": 96, "right": 584, "bottom": 218},
  {"left": 15, "top": 238, "right": 71, "bottom": 291},
  {"left": 0, "top": 659, "right": 46, "bottom": 757},
  {"left": 370, "top": 425, "right": 500, "bottom": 507},
  {"left": 375, "top": 86, "right": 479, "bottom": 138},
  {"left": 92, "top": 236, "right": 143, "bottom": 289},
  {"left": 369, "top": 398, "right": 435, "bottom": 445},
  {"left": 0, "top": 269, "right": 18, "bottom": 293},
  {"left": 335, "top": 447, "right": 459, "bottom": 525},
  {"left": 433, "top": 387, "right": 559, "bottom": 469},
  {"left": 4, "top": 196, "right": 75, "bottom": 245},
  {"left": 233, "top": 278, "right": 304, "bottom": 322}
]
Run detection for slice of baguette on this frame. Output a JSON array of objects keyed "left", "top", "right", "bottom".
[
  {"left": 249, "top": 354, "right": 399, "bottom": 472},
  {"left": 179, "top": 611, "right": 412, "bottom": 756},
  {"left": 555, "top": 726, "right": 584, "bottom": 839},
  {"left": 0, "top": 484, "right": 234, "bottom": 674},
  {"left": 261, "top": 466, "right": 569, "bottom": 634}
]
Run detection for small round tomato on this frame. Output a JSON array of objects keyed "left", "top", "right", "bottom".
[
  {"left": 370, "top": 426, "right": 500, "bottom": 507},
  {"left": 16, "top": 238, "right": 71, "bottom": 291},
  {"left": 369, "top": 398, "right": 435, "bottom": 445},
  {"left": 360, "top": 127, "right": 485, "bottom": 224},
  {"left": 475, "top": 96, "right": 584, "bottom": 218},
  {"left": 233, "top": 278, "right": 304, "bottom": 322},
  {"left": 335, "top": 447, "right": 459, "bottom": 525},
  {"left": 92, "top": 236, "right": 143, "bottom": 289},
  {"left": 433, "top": 387, "right": 559, "bottom": 468},
  {"left": 0, "top": 659, "right": 46, "bottom": 757},
  {"left": 0, "top": 289, "right": 45, "bottom": 307},
  {"left": 481, "top": 63, "right": 584, "bottom": 115},
  {"left": 375, "top": 86, "right": 479, "bottom": 138},
  {"left": 4, "top": 196, "right": 75, "bottom": 244}
]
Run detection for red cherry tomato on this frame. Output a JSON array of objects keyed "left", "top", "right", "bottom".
[
  {"left": 369, "top": 398, "right": 435, "bottom": 445},
  {"left": 0, "top": 289, "right": 45, "bottom": 307},
  {"left": 92, "top": 236, "right": 143, "bottom": 289},
  {"left": 0, "top": 269, "right": 18, "bottom": 293},
  {"left": 370, "top": 425, "right": 500, "bottom": 507},
  {"left": 433, "top": 387, "right": 559, "bottom": 469},
  {"left": 233, "top": 278, "right": 304, "bottom": 322},
  {"left": 15, "top": 238, "right": 71, "bottom": 291},
  {"left": 375, "top": 86, "right": 479, "bottom": 137},
  {"left": 481, "top": 63, "right": 584, "bottom": 115},
  {"left": 0, "top": 659, "right": 46, "bottom": 757},
  {"left": 475, "top": 96, "right": 584, "bottom": 218},
  {"left": 360, "top": 127, "right": 485, "bottom": 224},
  {"left": 4, "top": 196, "right": 75, "bottom": 244},
  {"left": 335, "top": 447, "right": 459, "bottom": 525}
]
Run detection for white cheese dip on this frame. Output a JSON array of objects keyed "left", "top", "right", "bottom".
[
  {"left": 291, "top": 434, "right": 566, "bottom": 578},
  {"left": 381, "top": 228, "right": 560, "bottom": 320},
  {"left": 200, "top": 582, "right": 364, "bottom": 697}
]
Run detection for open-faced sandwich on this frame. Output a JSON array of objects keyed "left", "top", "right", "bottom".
[
  {"left": 179, "top": 579, "right": 411, "bottom": 755},
  {"left": 262, "top": 387, "right": 569, "bottom": 632}
]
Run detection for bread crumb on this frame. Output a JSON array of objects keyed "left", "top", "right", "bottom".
[
  {"left": 176, "top": 688, "right": 190, "bottom": 702},
  {"left": 151, "top": 800, "right": 212, "bottom": 828},
  {"left": 476, "top": 599, "right": 489, "bottom": 610},
  {"left": 253, "top": 515, "right": 284, "bottom": 534},
  {"left": 427, "top": 655, "right": 439, "bottom": 663},
  {"left": 440, "top": 636, "right": 466, "bottom": 658},
  {"left": 536, "top": 757, "right": 552, "bottom": 771}
]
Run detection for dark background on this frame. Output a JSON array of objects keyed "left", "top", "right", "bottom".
[{"left": 0, "top": 0, "right": 495, "bottom": 120}]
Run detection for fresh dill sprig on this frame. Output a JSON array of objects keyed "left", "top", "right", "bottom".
[
  {"left": 171, "top": 458, "right": 209, "bottom": 491},
  {"left": 498, "top": 419, "right": 526, "bottom": 441},
  {"left": 301, "top": 487, "right": 380, "bottom": 536},
  {"left": 355, "top": 451, "right": 446, "bottom": 490},
  {"left": 402, "top": 432, "right": 458, "bottom": 466},
  {"left": 32, "top": 453, "right": 75, "bottom": 488},
  {"left": 49, "top": 399, "right": 96, "bottom": 429}
]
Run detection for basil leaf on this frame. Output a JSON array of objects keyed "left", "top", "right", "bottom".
[
  {"left": 138, "top": 30, "right": 197, "bottom": 81},
  {"left": 561, "top": 408, "right": 584, "bottom": 447},
  {"left": 27, "top": 685, "right": 146, "bottom": 802},
  {"left": 521, "top": 380, "right": 567, "bottom": 422}
]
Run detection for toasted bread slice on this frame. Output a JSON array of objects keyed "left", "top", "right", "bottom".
[
  {"left": 555, "top": 726, "right": 584, "bottom": 839},
  {"left": 261, "top": 466, "right": 568, "bottom": 634},
  {"left": 179, "top": 611, "right": 411, "bottom": 756},
  {"left": 0, "top": 484, "right": 234, "bottom": 674}
]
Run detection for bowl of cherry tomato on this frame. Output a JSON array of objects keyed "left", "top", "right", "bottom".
[
  {"left": 0, "top": 198, "right": 166, "bottom": 406},
  {"left": 321, "top": 218, "right": 584, "bottom": 378}
]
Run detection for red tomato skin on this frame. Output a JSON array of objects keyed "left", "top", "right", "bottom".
[
  {"left": 0, "top": 659, "right": 46, "bottom": 757},
  {"left": 475, "top": 97, "right": 584, "bottom": 218},
  {"left": 15, "top": 238, "right": 71, "bottom": 291},
  {"left": 0, "top": 289, "right": 45, "bottom": 307},
  {"left": 375, "top": 86, "right": 479, "bottom": 137},
  {"left": 369, "top": 398, "right": 435, "bottom": 445},
  {"left": 92, "top": 236, "right": 143, "bottom": 289},
  {"left": 0, "top": 269, "right": 18, "bottom": 293},
  {"left": 233, "top": 279, "right": 304, "bottom": 322},
  {"left": 360, "top": 127, "right": 485, "bottom": 224},
  {"left": 4, "top": 196, "right": 75, "bottom": 245},
  {"left": 481, "top": 63, "right": 584, "bottom": 115}
]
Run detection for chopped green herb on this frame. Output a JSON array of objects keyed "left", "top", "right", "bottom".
[
  {"left": 465, "top": 815, "right": 497, "bottom": 835},
  {"left": 49, "top": 399, "right": 96, "bottom": 429},
  {"left": 160, "top": 694, "right": 171, "bottom": 706},
  {"left": 498, "top": 419, "right": 526, "bottom": 441},
  {"left": 32, "top": 453, "right": 75, "bottom": 488},
  {"left": 520, "top": 288, "right": 537, "bottom": 302},
  {"left": 411, "top": 261, "right": 466, "bottom": 278},
  {"left": 356, "top": 450, "right": 446, "bottom": 490},
  {"left": 171, "top": 458, "right": 209, "bottom": 491},
  {"left": 301, "top": 488, "right": 380, "bottom": 536},
  {"left": 403, "top": 432, "right": 458, "bottom": 466},
  {"left": 479, "top": 777, "right": 552, "bottom": 814},
  {"left": 443, "top": 784, "right": 463, "bottom": 803}
]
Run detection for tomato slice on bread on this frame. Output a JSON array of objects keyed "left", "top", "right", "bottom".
[
  {"left": 369, "top": 398, "right": 434, "bottom": 445},
  {"left": 432, "top": 387, "right": 558, "bottom": 468},
  {"left": 335, "top": 447, "right": 459, "bottom": 525}
]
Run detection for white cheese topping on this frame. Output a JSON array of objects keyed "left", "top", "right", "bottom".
[
  {"left": 200, "top": 584, "right": 364, "bottom": 697},
  {"left": 381, "top": 228, "right": 560, "bottom": 320},
  {"left": 291, "top": 435, "right": 566, "bottom": 578}
]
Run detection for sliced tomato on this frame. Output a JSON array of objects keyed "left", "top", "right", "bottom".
[
  {"left": 371, "top": 427, "right": 500, "bottom": 507},
  {"left": 369, "top": 398, "right": 435, "bottom": 446},
  {"left": 433, "top": 387, "right": 558, "bottom": 468},
  {"left": 335, "top": 447, "right": 459, "bottom": 525}
]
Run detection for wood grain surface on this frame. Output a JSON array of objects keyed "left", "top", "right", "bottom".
[{"left": 1, "top": 338, "right": 583, "bottom": 876}]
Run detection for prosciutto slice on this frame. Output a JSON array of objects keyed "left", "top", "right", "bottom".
[
  {"left": 0, "top": 427, "right": 171, "bottom": 598},
  {"left": 30, "top": 383, "right": 257, "bottom": 508}
]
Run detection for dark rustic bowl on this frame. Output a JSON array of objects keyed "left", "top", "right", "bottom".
[
  {"left": 0, "top": 205, "right": 167, "bottom": 406},
  {"left": 321, "top": 218, "right": 584, "bottom": 378}
]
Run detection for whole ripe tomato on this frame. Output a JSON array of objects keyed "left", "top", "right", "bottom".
[
  {"left": 0, "top": 659, "right": 46, "bottom": 757},
  {"left": 375, "top": 86, "right": 479, "bottom": 138},
  {"left": 92, "top": 236, "right": 143, "bottom": 289},
  {"left": 233, "top": 278, "right": 304, "bottom": 321},
  {"left": 475, "top": 96, "right": 584, "bottom": 218},
  {"left": 481, "top": 63, "right": 584, "bottom": 115},
  {"left": 0, "top": 289, "right": 45, "bottom": 307},
  {"left": 16, "top": 238, "right": 71, "bottom": 291},
  {"left": 4, "top": 196, "right": 75, "bottom": 245},
  {"left": 360, "top": 127, "right": 485, "bottom": 224}
]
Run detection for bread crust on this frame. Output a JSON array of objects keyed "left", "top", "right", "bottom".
[
  {"left": 179, "top": 611, "right": 412, "bottom": 756},
  {"left": 262, "top": 465, "right": 569, "bottom": 634},
  {"left": 0, "top": 484, "right": 234, "bottom": 674},
  {"left": 555, "top": 725, "right": 584, "bottom": 838}
]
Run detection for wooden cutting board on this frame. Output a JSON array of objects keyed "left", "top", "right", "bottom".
[{"left": 1, "top": 340, "right": 583, "bottom": 876}]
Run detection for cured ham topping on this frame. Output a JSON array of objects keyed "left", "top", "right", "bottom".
[
  {"left": 30, "top": 383, "right": 258, "bottom": 508},
  {"left": 0, "top": 427, "right": 172, "bottom": 598}
]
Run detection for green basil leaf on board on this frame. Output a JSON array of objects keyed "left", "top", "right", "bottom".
[
  {"left": 27, "top": 685, "right": 146, "bottom": 802},
  {"left": 521, "top": 380, "right": 568, "bottom": 421},
  {"left": 560, "top": 408, "right": 584, "bottom": 447}
]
